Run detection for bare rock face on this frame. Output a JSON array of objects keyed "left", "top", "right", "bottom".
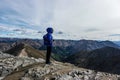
[
  {"left": 22, "top": 62, "right": 119, "bottom": 80},
  {"left": 0, "top": 52, "right": 120, "bottom": 80},
  {"left": 0, "top": 52, "right": 45, "bottom": 80},
  {"left": 0, "top": 51, "right": 14, "bottom": 58}
]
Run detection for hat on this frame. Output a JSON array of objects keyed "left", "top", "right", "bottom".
[{"left": 46, "top": 27, "right": 53, "bottom": 33}]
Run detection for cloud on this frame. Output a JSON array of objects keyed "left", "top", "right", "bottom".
[
  {"left": 109, "top": 34, "right": 120, "bottom": 36},
  {"left": 0, "top": 0, "right": 120, "bottom": 40},
  {"left": 0, "top": 24, "right": 43, "bottom": 39},
  {"left": 57, "top": 31, "right": 64, "bottom": 34},
  {"left": 0, "top": 25, "right": 16, "bottom": 31},
  {"left": 85, "top": 28, "right": 100, "bottom": 32}
]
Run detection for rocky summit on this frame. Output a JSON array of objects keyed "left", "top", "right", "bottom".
[{"left": 0, "top": 52, "right": 120, "bottom": 80}]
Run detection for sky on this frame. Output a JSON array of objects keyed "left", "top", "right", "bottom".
[{"left": 0, "top": 0, "right": 120, "bottom": 40}]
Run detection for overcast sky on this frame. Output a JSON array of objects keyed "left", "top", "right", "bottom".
[{"left": 0, "top": 0, "right": 120, "bottom": 40}]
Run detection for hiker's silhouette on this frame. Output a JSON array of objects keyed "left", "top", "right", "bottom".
[{"left": 43, "top": 27, "right": 54, "bottom": 64}]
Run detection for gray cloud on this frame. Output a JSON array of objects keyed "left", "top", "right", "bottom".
[
  {"left": 109, "top": 34, "right": 120, "bottom": 36},
  {"left": 85, "top": 28, "right": 100, "bottom": 32},
  {"left": 0, "top": 0, "right": 120, "bottom": 40},
  {"left": 57, "top": 31, "right": 64, "bottom": 34}
]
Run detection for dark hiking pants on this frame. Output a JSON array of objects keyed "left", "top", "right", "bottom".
[{"left": 46, "top": 46, "right": 52, "bottom": 64}]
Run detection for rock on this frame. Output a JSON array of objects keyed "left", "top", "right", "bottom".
[
  {"left": 20, "top": 77, "right": 31, "bottom": 80},
  {"left": 0, "top": 52, "right": 120, "bottom": 80},
  {"left": 0, "top": 52, "right": 46, "bottom": 79},
  {"left": 35, "top": 58, "right": 45, "bottom": 62},
  {"left": 0, "top": 77, "right": 4, "bottom": 80},
  {"left": 13, "top": 59, "right": 23, "bottom": 69},
  {"left": 84, "top": 75, "right": 89, "bottom": 80},
  {"left": 57, "top": 74, "right": 73, "bottom": 80},
  {"left": 0, "top": 52, "right": 14, "bottom": 58}
]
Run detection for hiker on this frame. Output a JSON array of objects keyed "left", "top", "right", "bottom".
[{"left": 43, "top": 27, "right": 54, "bottom": 64}]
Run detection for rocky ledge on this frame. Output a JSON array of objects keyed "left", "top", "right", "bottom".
[{"left": 0, "top": 52, "right": 120, "bottom": 80}]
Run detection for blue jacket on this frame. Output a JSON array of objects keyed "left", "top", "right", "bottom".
[{"left": 43, "top": 33, "right": 53, "bottom": 46}]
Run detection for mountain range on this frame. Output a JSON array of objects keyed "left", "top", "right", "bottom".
[
  {"left": 0, "top": 37, "right": 120, "bottom": 61},
  {"left": 65, "top": 46, "right": 120, "bottom": 74},
  {"left": 114, "top": 41, "right": 120, "bottom": 46},
  {"left": 0, "top": 37, "right": 120, "bottom": 79}
]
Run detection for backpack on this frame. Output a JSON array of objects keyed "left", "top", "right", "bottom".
[
  {"left": 43, "top": 34, "right": 49, "bottom": 45},
  {"left": 43, "top": 33, "right": 53, "bottom": 46}
]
